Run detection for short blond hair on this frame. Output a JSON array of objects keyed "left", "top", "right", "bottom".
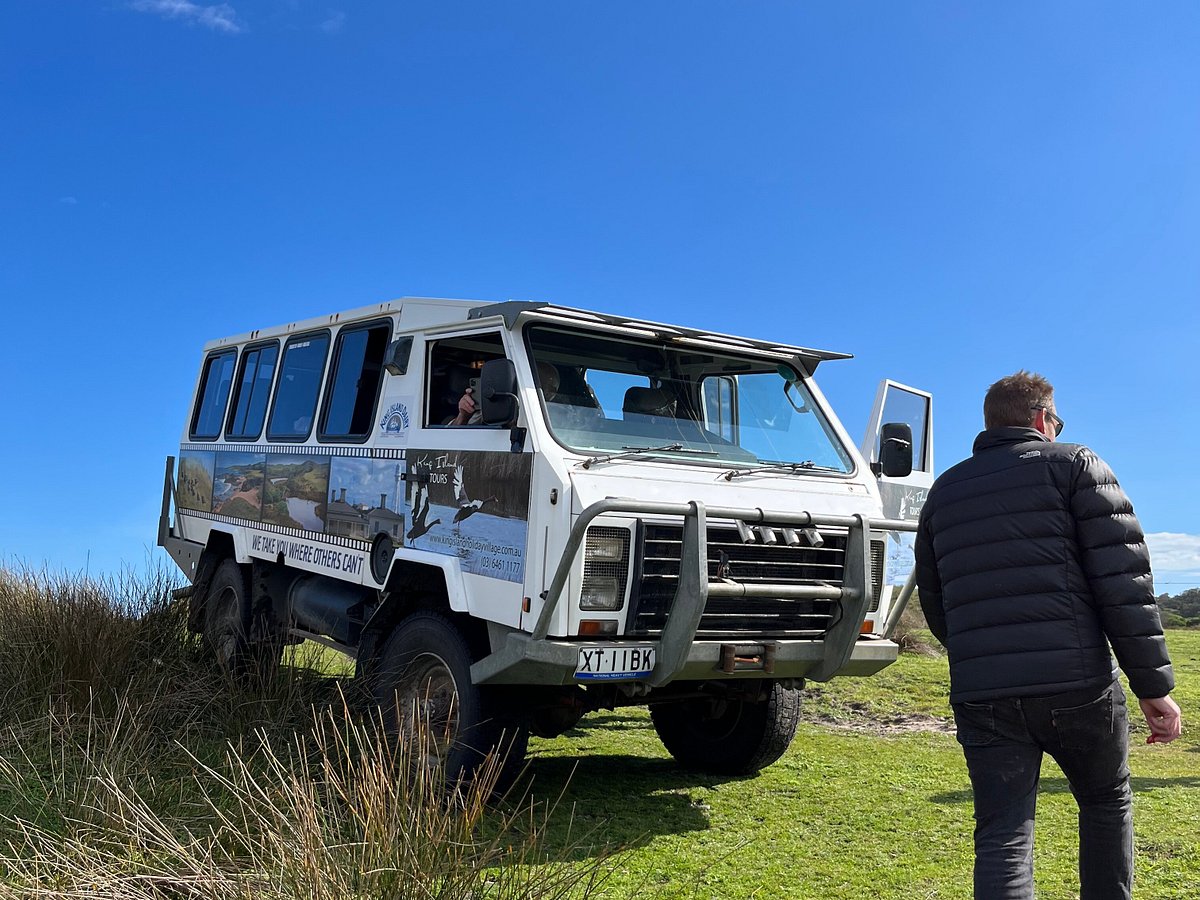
[{"left": 983, "top": 371, "right": 1054, "bottom": 429}]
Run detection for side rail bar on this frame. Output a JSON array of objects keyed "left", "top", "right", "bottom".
[
  {"left": 158, "top": 456, "right": 176, "bottom": 546},
  {"left": 533, "top": 498, "right": 918, "bottom": 685},
  {"left": 158, "top": 455, "right": 204, "bottom": 580}
]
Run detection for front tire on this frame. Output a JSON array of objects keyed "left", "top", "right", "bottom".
[
  {"left": 650, "top": 682, "right": 801, "bottom": 775},
  {"left": 371, "top": 612, "right": 527, "bottom": 789}
]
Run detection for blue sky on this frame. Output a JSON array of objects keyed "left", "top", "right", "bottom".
[{"left": 2, "top": 2, "right": 1198, "bottom": 589}]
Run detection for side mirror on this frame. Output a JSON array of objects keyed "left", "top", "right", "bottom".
[
  {"left": 877, "top": 422, "right": 913, "bottom": 478},
  {"left": 480, "top": 358, "right": 519, "bottom": 426}
]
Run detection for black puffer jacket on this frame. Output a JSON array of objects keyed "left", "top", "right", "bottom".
[{"left": 914, "top": 427, "right": 1174, "bottom": 703}]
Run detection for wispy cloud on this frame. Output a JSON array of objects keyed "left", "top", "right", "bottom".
[
  {"left": 320, "top": 9, "right": 345, "bottom": 35},
  {"left": 1146, "top": 532, "right": 1200, "bottom": 585},
  {"left": 58, "top": 196, "right": 78, "bottom": 205},
  {"left": 129, "top": 0, "right": 244, "bottom": 34}
]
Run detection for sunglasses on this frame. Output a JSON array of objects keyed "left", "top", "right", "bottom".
[{"left": 1031, "top": 406, "right": 1064, "bottom": 437}]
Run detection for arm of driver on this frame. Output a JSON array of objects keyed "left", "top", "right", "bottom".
[{"left": 1138, "top": 695, "right": 1182, "bottom": 744}]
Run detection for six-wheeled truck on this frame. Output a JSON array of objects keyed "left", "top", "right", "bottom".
[{"left": 159, "top": 297, "right": 933, "bottom": 781}]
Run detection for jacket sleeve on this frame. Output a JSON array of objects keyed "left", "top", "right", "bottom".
[
  {"left": 913, "top": 501, "right": 947, "bottom": 647},
  {"left": 1070, "top": 448, "right": 1175, "bottom": 699}
]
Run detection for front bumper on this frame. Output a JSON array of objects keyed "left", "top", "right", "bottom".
[{"left": 471, "top": 632, "right": 900, "bottom": 686}]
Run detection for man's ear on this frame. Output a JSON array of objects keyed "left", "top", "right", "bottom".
[{"left": 1032, "top": 407, "right": 1049, "bottom": 437}]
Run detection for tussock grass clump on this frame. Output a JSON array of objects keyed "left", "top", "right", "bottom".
[
  {"left": 0, "top": 566, "right": 615, "bottom": 899},
  {"left": 0, "top": 565, "right": 189, "bottom": 722},
  {"left": 0, "top": 707, "right": 611, "bottom": 900}
]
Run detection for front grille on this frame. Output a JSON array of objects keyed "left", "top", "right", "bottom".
[{"left": 628, "top": 524, "right": 884, "bottom": 639}]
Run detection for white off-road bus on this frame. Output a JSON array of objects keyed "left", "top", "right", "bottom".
[{"left": 158, "top": 297, "right": 932, "bottom": 781}]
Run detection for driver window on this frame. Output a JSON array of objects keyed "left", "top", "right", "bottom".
[{"left": 425, "top": 332, "right": 507, "bottom": 426}]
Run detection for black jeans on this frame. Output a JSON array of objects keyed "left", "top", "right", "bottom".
[{"left": 953, "top": 680, "right": 1132, "bottom": 900}]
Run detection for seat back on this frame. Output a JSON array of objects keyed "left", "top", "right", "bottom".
[{"left": 623, "top": 387, "right": 676, "bottom": 420}]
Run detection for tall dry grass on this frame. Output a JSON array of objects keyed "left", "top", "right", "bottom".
[{"left": 0, "top": 565, "right": 616, "bottom": 899}]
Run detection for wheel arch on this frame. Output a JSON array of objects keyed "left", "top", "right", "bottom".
[
  {"left": 186, "top": 529, "right": 240, "bottom": 634},
  {"left": 357, "top": 555, "right": 486, "bottom": 678}
]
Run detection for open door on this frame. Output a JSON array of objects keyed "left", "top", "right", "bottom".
[{"left": 860, "top": 381, "right": 934, "bottom": 624}]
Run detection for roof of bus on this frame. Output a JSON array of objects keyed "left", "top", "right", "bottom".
[{"left": 201, "top": 296, "right": 853, "bottom": 366}]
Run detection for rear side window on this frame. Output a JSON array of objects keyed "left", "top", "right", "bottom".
[
  {"left": 189, "top": 350, "right": 237, "bottom": 440},
  {"left": 320, "top": 321, "right": 391, "bottom": 440},
  {"left": 226, "top": 341, "right": 280, "bottom": 440},
  {"left": 267, "top": 332, "right": 330, "bottom": 441}
]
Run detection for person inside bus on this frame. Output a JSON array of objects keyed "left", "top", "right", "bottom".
[{"left": 446, "top": 361, "right": 596, "bottom": 426}]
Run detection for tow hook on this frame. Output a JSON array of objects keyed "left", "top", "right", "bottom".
[{"left": 718, "top": 642, "right": 777, "bottom": 674}]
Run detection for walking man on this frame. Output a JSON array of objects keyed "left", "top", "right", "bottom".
[{"left": 913, "top": 371, "right": 1181, "bottom": 900}]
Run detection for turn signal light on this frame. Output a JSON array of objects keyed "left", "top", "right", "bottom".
[{"left": 578, "top": 619, "right": 619, "bottom": 636}]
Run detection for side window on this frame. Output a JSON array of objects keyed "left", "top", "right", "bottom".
[
  {"left": 226, "top": 341, "right": 279, "bottom": 440},
  {"left": 189, "top": 350, "right": 237, "bottom": 441},
  {"left": 425, "top": 332, "right": 507, "bottom": 426},
  {"left": 880, "top": 386, "right": 931, "bottom": 472},
  {"left": 319, "top": 321, "right": 391, "bottom": 440},
  {"left": 701, "top": 375, "right": 736, "bottom": 441},
  {"left": 267, "top": 332, "right": 330, "bottom": 441}
]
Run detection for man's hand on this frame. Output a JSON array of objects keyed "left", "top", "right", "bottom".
[
  {"left": 452, "top": 388, "right": 476, "bottom": 426},
  {"left": 1139, "top": 695, "right": 1182, "bottom": 744}
]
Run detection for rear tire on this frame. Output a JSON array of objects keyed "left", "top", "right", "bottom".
[
  {"left": 202, "top": 559, "right": 281, "bottom": 680},
  {"left": 650, "top": 682, "right": 801, "bottom": 775},
  {"left": 371, "top": 612, "right": 527, "bottom": 790}
]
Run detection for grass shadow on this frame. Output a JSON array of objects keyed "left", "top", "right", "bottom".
[{"left": 503, "top": 752, "right": 745, "bottom": 862}]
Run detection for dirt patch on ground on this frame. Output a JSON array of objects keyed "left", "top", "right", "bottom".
[
  {"left": 808, "top": 712, "right": 955, "bottom": 735},
  {"left": 803, "top": 700, "right": 954, "bottom": 735}
]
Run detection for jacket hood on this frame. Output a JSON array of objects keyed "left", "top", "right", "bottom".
[{"left": 972, "top": 426, "right": 1050, "bottom": 454}]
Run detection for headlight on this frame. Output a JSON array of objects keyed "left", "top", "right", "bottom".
[
  {"left": 580, "top": 577, "right": 623, "bottom": 611},
  {"left": 586, "top": 533, "right": 626, "bottom": 561},
  {"left": 580, "top": 526, "right": 631, "bottom": 611}
]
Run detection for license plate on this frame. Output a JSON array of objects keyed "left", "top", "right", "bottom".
[{"left": 575, "top": 645, "right": 656, "bottom": 681}]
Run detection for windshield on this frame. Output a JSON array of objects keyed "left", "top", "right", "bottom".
[{"left": 526, "top": 325, "right": 854, "bottom": 473}]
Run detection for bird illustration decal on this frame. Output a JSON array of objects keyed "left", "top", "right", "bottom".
[
  {"left": 452, "top": 464, "right": 496, "bottom": 529},
  {"left": 406, "top": 483, "right": 441, "bottom": 541}
]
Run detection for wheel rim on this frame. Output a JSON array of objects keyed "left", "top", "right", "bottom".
[
  {"left": 395, "top": 652, "right": 461, "bottom": 764},
  {"left": 210, "top": 585, "right": 242, "bottom": 670},
  {"left": 689, "top": 698, "right": 745, "bottom": 741}
]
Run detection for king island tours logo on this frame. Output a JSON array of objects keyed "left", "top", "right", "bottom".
[{"left": 379, "top": 401, "right": 411, "bottom": 439}]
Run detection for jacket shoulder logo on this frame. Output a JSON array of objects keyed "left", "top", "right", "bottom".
[{"left": 1019, "top": 450, "right": 1042, "bottom": 459}]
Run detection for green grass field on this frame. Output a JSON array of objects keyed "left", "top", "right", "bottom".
[
  {"left": 0, "top": 566, "right": 1193, "bottom": 900},
  {"left": 518, "top": 629, "right": 1200, "bottom": 899}
]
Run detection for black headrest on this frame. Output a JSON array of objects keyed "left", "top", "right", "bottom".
[{"left": 623, "top": 387, "right": 676, "bottom": 418}]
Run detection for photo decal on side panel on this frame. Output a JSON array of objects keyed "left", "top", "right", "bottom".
[
  {"left": 213, "top": 452, "right": 267, "bottom": 521},
  {"left": 262, "top": 454, "right": 332, "bottom": 532},
  {"left": 327, "top": 457, "right": 408, "bottom": 542},
  {"left": 404, "top": 450, "right": 532, "bottom": 583},
  {"left": 177, "top": 450, "right": 215, "bottom": 512},
  {"left": 879, "top": 481, "right": 927, "bottom": 585}
]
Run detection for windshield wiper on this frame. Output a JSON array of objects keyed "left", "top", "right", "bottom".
[
  {"left": 722, "top": 461, "right": 839, "bottom": 480},
  {"left": 580, "top": 443, "right": 717, "bottom": 469}
]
